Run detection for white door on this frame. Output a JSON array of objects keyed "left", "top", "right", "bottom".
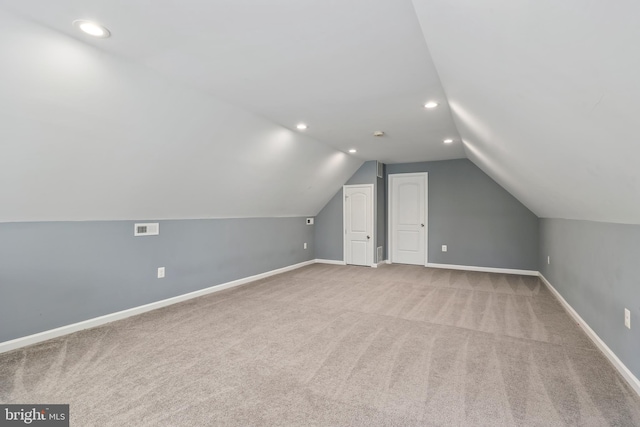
[
  {"left": 344, "top": 185, "right": 374, "bottom": 266},
  {"left": 389, "top": 173, "right": 427, "bottom": 265}
]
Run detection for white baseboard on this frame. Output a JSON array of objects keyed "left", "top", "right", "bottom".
[
  {"left": 6, "top": 258, "right": 638, "bottom": 399},
  {"left": 371, "top": 260, "right": 387, "bottom": 268},
  {"left": 426, "top": 262, "right": 538, "bottom": 276},
  {"left": 0, "top": 259, "right": 315, "bottom": 355},
  {"left": 315, "top": 259, "right": 346, "bottom": 265},
  {"left": 539, "top": 273, "right": 640, "bottom": 397}
]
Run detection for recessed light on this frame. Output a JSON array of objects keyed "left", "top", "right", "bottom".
[
  {"left": 296, "top": 123, "right": 308, "bottom": 130},
  {"left": 424, "top": 101, "right": 439, "bottom": 109},
  {"left": 348, "top": 149, "right": 357, "bottom": 153},
  {"left": 73, "top": 20, "right": 111, "bottom": 38},
  {"left": 444, "top": 139, "right": 454, "bottom": 144}
]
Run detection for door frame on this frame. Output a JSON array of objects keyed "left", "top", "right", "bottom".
[
  {"left": 343, "top": 184, "right": 375, "bottom": 267},
  {"left": 387, "top": 173, "right": 428, "bottom": 266}
]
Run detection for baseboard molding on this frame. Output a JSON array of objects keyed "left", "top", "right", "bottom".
[
  {"left": 0, "top": 259, "right": 315, "bottom": 355},
  {"left": 426, "top": 262, "right": 538, "bottom": 276},
  {"left": 315, "top": 259, "right": 346, "bottom": 265},
  {"left": 539, "top": 273, "right": 640, "bottom": 397}
]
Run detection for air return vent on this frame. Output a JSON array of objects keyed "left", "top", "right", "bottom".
[
  {"left": 134, "top": 223, "right": 159, "bottom": 236},
  {"left": 377, "top": 246, "right": 383, "bottom": 263},
  {"left": 376, "top": 162, "right": 383, "bottom": 178}
]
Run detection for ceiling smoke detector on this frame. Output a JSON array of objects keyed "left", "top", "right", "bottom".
[{"left": 373, "top": 131, "right": 385, "bottom": 137}]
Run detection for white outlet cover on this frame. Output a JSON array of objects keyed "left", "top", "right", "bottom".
[
  {"left": 442, "top": 245, "right": 447, "bottom": 252},
  {"left": 158, "top": 267, "right": 165, "bottom": 279},
  {"left": 625, "top": 308, "right": 631, "bottom": 329},
  {"left": 303, "top": 242, "right": 307, "bottom": 249},
  {"left": 548, "top": 256, "right": 550, "bottom": 264}
]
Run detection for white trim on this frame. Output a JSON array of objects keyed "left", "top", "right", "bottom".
[
  {"left": 371, "top": 260, "right": 386, "bottom": 268},
  {"left": 0, "top": 260, "right": 315, "bottom": 355},
  {"left": 426, "top": 262, "right": 538, "bottom": 276},
  {"left": 539, "top": 274, "right": 640, "bottom": 396},
  {"left": 343, "top": 184, "right": 375, "bottom": 268},
  {"left": 315, "top": 259, "right": 346, "bottom": 265},
  {"left": 388, "top": 172, "right": 429, "bottom": 266}
]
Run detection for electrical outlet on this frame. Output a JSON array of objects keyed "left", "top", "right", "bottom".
[
  {"left": 158, "top": 267, "right": 165, "bottom": 279},
  {"left": 303, "top": 242, "right": 307, "bottom": 249},
  {"left": 625, "top": 308, "right": 631, "bottom": 329},
  {"left": 548, "top": 256, "right": 550, "bottom": 265},
  {"left": 442, "top": 245, "right": 447, "bottom": 252}
]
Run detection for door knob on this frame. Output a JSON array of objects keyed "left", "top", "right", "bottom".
[
  {"left": 367, "top": 235, "right": 370, "bottom": 239},
  {"left": 421, "top": 224, "right": 424, "bottom": 227}
]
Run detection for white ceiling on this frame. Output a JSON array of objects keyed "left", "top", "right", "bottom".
[
  {"left": 412, "top": 0, "right": 640, "bottom": 223},
  {"left": 0, "top": 8, "right": 362, "bottom": 221},
  {"left": 2, "top": 0, "right": 639, "bottom": 224},
  {"left": 0, "top": 0, "right": 464, "bottom": 164}
]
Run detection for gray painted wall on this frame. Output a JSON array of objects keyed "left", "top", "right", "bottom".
[
  {"left": 314, "top": 191, "right": 344, "bottom": 261},
  {"left": 385, "top": 159, "right": 539, "bottom": 270},
  {"left": 539, "top": 218, "right": 640, "bottom": 380},
  {"left": 376, "top": 165, "right": 386, "bottom": 262},
  {"left": 314, "top": 161, "right": 379, "bottom": 261},
  {"left": 316, "top": 158, "right": 538, "bottom": 270},
  {"left": 0, "top": 217, "right": 314, "bottom": 343}
]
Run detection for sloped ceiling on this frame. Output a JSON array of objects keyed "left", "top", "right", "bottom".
[
  {"left": 0, "top": 0, "right": 464, "bottom": 164},
  {"left": 0, "top": 9, "right": 362, "bottom": 222},
  {"left": 2, "top": 0, "right": 638, "bottom": 224},
  {"left": 412, "top": 0, "right": 640, "bottom": 224}
]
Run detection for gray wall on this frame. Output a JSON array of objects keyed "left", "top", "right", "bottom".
[
  {"left": 314, "top": 161, "right": 380, "bottom": 261},
  {"left": 0, "top": 217, "right": 314, "bottom": 343},
  {"left": 385, "top": 159, "right": 539, "bottom": 270},
  {"left": 315, "top": 158, "right": 538, "bottom": 269},
  {"left": 314, "top": 191, "right": 345, "bottom": 261},
  {"left": 539, "top": 218, "right": 640, "bottom": 380},
  {"left": 376, "top": 165, "right": 386, "bottom": 261}
]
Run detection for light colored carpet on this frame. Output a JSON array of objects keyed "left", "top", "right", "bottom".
[{"left": 1, "top": 264, "right": 639, "bottom": 426}]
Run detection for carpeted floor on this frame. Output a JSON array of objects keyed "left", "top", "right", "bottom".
[{"left": 1, "top": 264, "right": 639, "bottom": 426}]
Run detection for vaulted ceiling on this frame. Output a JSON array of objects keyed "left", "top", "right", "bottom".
[
  {"left": 1, "top": 0, "right": 638, "bottom": 223},
  {"left": 412, "top": 0, "right": 640, "bottom": 224}
]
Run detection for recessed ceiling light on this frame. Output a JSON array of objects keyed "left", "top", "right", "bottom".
[
  {"left": 444, "top": 139, "right": 454, "bottom": 144},
  {"left": 73, "top": 20, "right": 111, "bottom": 38},
  {"left": 348, "top": 149, "right": 357, "bottom": 153},
  {"left": 424, "top": 101, "right": 439, "bottom": 109},
  {"left": 296, "top": 123, "right": 308, "bottom": 130}
]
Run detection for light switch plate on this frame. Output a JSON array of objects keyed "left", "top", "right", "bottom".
[{"left": 625, "top": 308, "right": 631, "bottom": 329}]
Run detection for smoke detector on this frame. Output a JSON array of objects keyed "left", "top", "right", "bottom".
[{"left": 373, "top": 131, "right": 385, "bottom": 137}]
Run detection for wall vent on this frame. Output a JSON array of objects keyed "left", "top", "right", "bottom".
[
  {"left": 134, "top": 223, "right": 159, "bottom": 236},
  {"left": 377, "top": 246, "right": 383, "bottom": 263},
  {"left": 377, "top": 161, "right": 383, "bottom": 178}
]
